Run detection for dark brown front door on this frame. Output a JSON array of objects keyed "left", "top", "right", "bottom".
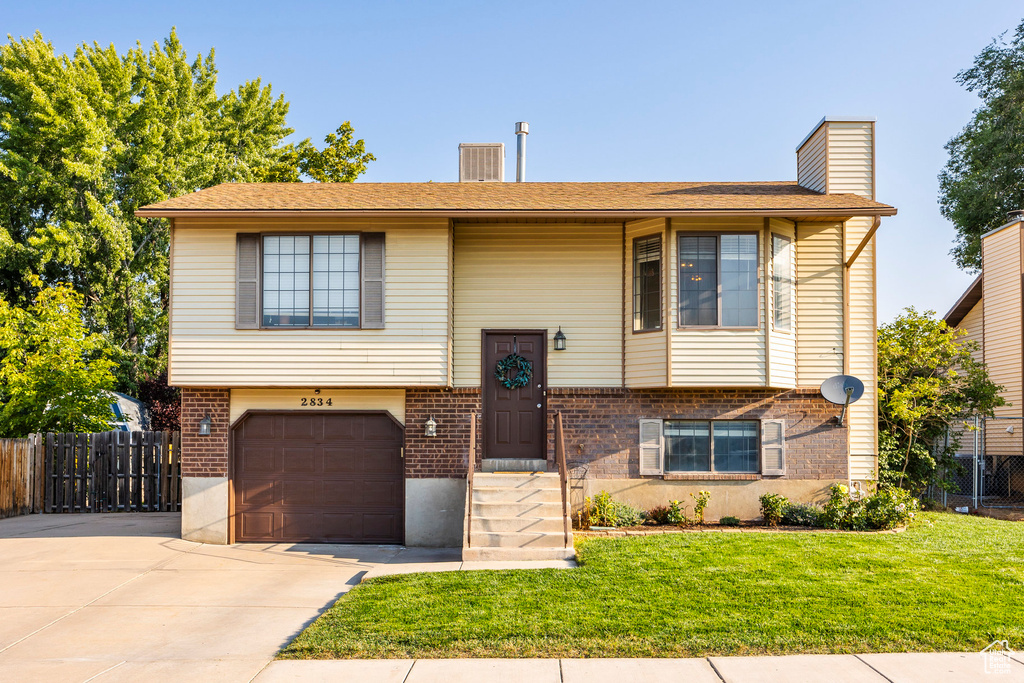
[
  {"left": 232, "top": 411, "right": 404, "bottom": 543},
  {"left": 483, "top": 331, "right": 546, "bottom": 460}
]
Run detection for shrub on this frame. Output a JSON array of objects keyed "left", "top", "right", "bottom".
[
  {"left": 587, "top": 491, "right": 646, "bottom": 528},
  {"left": 759, "top": 493, "right": 789, "bottom": 526},
  {"left": 648, "top": 499, "right": 687, "bottom": 525},
  {"left": 865, "top": 486, "right": 919, "bottom": 530},
  {"left": 690, "top": 490, "right": 711, "bottom": 525},
  {"left": 782, "top": 502, "right": 823, "bottom": 527},
  {"left": 821, "top": 484, "right": 867, "bottom": 531},
  {"left": 720, "top": 515, "right": 740, "bottom": 526}
]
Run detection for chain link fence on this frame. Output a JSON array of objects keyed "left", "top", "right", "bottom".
[{"left": 934, "top": 417, "right": 1024, "bottom": 509}]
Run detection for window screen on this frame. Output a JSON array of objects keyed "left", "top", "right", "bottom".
[
  {"left": 262, "top": 236, "right": 310, "bottom": 327},
  {"left": 633, "top": 235, "right": 662, "bottom": 331},
  {"left": 772, "top": 234, "right": 793, "bottom": 331},
  {"left": 662, "top": 420, "right": 760, "bottom": 473}
]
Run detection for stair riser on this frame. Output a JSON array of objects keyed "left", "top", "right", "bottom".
[
  {"left": 472, "top": 502, "right": 564, "bottom": 518},
  {"left": 473, "top": 488, "right": 562, "bottom": 504},
  {"left": 472, "top": 517, "right": 566, "bottom": 533},
  {"left": 472, "top": 474, "right": 561, "bottom": 488},
  {"left": 471, "top": 532, "right": 569, "bottom": 548}
]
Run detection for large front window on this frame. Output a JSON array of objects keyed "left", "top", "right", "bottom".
[
  {"left": 664, "top": 420, "right": 759, "bottom": 473},
  {"left": 262, "top": 234, "right": 360, "bottom": 327},
  {"left": 678, "top": 234, "right": 758, "bottom": 327}
]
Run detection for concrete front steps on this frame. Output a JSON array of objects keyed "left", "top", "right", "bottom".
[{"left": 463, "top": 472, "right": 575, "bottom": 561}]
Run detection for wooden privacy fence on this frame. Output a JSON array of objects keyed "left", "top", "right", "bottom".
[
  {"left": 45, "top": 431, "right": 181, "bottom": 513},
  {"left": 0, "top": 435, "right": 44, "bottom": 518}
]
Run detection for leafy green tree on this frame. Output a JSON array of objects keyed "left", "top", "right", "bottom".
[
  {"left": 877, "top": 308, "right": 1004, "bottom": 492},
  {"left": 0, "top": 278, "right": 116, "bottom": 436},
  {"left": 0, "top": 29, "right": 373, "bottom": 390},
  {"left": 939, "top": 18, "right": 1024, "bottom": 270}
]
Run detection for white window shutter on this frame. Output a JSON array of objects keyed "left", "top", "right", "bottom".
[
  {"left": 761, "top": 419, "right": 786, "bottom": 476},
  {"left": 236, "top": 233, "right": 260, "bottom": 330},
  {"left": 638, "top": 418, "right": 664, "bottom": 475}
]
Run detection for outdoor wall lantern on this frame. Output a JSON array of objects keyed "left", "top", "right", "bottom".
[
  {"left": 554, "top": 326, "right": 567, "bottom": 351},
  {"left": 425, "top": 416, "right": 437, "bottom": 437},
  {"left": 198, "top": 413, "right": 212, "bottom": 437}
]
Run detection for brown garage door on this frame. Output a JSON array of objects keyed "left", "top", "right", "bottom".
[{"left": 232, "top": 412, "right": 404, "bottom": 543}]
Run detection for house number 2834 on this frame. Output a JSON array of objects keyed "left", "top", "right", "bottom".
[{"left": 300, "top": 397, "right": 332, "bottom": 406}]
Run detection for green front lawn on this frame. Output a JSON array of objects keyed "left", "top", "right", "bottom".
[{"left": 281, "top": 513, "right": 1024, "bottom": 659}]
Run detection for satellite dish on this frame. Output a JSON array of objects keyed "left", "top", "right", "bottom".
[{"left": 820, "top": 375, "right": 864, "bottom": 427}]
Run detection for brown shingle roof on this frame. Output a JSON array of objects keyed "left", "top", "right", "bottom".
[
  {"left": 136, "top": 181, "right": 897, "bottom": 217},
  {"left": 943, "top": 275, "right": 982, "bottom": 327}
]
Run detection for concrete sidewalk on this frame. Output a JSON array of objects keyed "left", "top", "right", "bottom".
[{"left": 257, "top": 653, "right": 1024, "bottom": 682}]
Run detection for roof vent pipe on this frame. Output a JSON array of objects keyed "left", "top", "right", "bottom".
[{"left": 515, "top": 122, "right": 529, "bottom": 182}]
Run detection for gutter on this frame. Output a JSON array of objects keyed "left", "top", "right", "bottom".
[
  {"left": 135, "top": 207, "right": 898, "bottom": 220},
  {"left": 845, "top": 216, "right": 883, "bottom": 269}
]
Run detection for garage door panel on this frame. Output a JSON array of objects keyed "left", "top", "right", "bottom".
[
  {"left": 282, "top": 447, "right": 316, "bottom": 473},
  {"left": 237, "top": 445, "right": 277, "bottom": 474},
  {"left": 363, "top": 447, "right": 403, "bottom": 475},
  {"left": 322, "top": 447, "right": 361, "bottom": 473},
  {"left": 281, "top": 480, "right": 319, "bottom": 506},
  {"left": 240, "top": 414, "right": 277, "bottom": 440},
  {"left": 321, "top": 513, "right": 357, "bottom": 539},
  {"left": 240, "top": 512, "right": 275, "bottom": 539},
  {"left": 234, "top": 412, "right": 404, "bottom": 544},
  {"left": 323, "top": 418, "right": 358, "bottom": 440},
  {"left": 362, "top": 480, "right": 402, "bottom": 507},
  {"left": 238, "top": 479, "right": 276, "bottom": 506},
  {"left": 282, "top": 415, "right": 317, "bottom": 440},
  {"left": 362, "top": 513, "right": 400, "bottom": 541}
]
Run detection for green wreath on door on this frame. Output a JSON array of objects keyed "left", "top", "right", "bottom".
[{"left": 494, "top": 353, "right": 533, "bottom": 390}]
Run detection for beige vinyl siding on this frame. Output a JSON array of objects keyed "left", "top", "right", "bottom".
[
  {"left": 797, "top": 123, "right": 828, "bottom": 193},
  {"left": 169, "top": 217, "right": 450, "bottom": 387},
  {"left": 956, "top": 301, "right": 984, "bottom": 363},
  {"left": 795, "top": 222, "right": 844, "bottom": 385},
  {"left": 625, "top": 217, "right": 668, "bottom": 387},
  {"left": 229, "top": 388, "right": 406, "bottom": 424},
  {"left": 827, "top": 122, "right": 874, "bottom": 198},
  {"left": 826, "top": 121, "right": 877, "bottom": 479},
  {"left": 845, "top": 216, "right": 878, "bottom": 480},
  {"left": 452, "top": 223, "right": 621, "bottom": 387},
  {"left": 670, "top": 217, "right": 766, "bottom": 386},
  {"left": 982, "top": 225, "right": 1022, "bottom": 417},
  {"left": 768, "top": 218, "right": 797, "bottom": 388}
]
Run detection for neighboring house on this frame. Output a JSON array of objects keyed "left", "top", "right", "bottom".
[
  {"left": 137, "top": 116, "right": 895, "bottom": 547},
  {"left": 944, "top": 211, "right": 1024, "bottom": 500}
]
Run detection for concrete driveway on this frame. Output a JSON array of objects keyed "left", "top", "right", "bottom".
[{"left": 0, "top": 513, "right": 453, "bottom": 682}]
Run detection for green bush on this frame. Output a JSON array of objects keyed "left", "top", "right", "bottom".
[
  {"left": 782, "top": 502, "right": 823, "bottom": 527},
  {"left": 587, "top": 491, "right": 646, "bottom": 528},
  {"left": 822, "top": 484, "right": 867, "bottom": 530},
  {"left": 865, "top": 486, "right": 919, "bottom": 530},
  {"left": 719, "top": 515, "right": 740, "bottom": 526},
  {"left": 648, "top": 499, "right": 687, "bottom": 525},
  {"left": 690, "top": 490, "right": 711, "bottom": 525},
  {"left": 759, "top": 492, "right": 789, "bottom": 526}
]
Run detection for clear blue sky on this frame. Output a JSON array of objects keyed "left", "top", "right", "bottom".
[{"left": 6, "top": 0, "right": 1023, "bottom": 322}]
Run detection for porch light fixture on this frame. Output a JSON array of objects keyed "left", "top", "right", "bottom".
[
  {"left": 198, "top": 413, "right": 212, "bottom": 436},
  {"left": 425, "top": 416, "right": 437, "bottom": 437},
  {"left": 553, "top": 327, "right": 567, "bottom": 351}
]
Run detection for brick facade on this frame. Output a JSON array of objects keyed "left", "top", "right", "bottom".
[
  {"left": 404, "top": 388, "right": 481, "bottom": 478},
  {"left": 546, "top": 387, "right": 847, "bottom": 480},
  {"left": 403, "top": 386, "right": 847, "bottom": 481},
  {"left": 180, "top": 388, "right": 231, "bottom": 477}
]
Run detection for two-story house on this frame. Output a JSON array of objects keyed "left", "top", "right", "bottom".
[{"left": 137, "top": 116, "right": 895, "bottom": 550}]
